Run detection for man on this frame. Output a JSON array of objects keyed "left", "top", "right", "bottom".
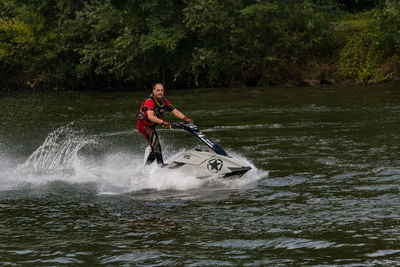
[{"left": 137, "top": 83, "right": 193, "bottom": 166}]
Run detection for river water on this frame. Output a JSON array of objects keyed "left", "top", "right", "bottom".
[{"left": 1, "top": 85, "right": 400, "bottom": 265}]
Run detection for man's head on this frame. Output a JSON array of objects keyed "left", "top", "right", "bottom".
[{"left": 152, "top": 83, "right": 164, "bottom": 99}]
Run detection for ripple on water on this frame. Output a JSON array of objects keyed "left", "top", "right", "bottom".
[
  {"left": 260, "top": 176, "right": 307, "bottom": 187},
  {"left": 367, "top": 249, "right": 400, "bottom": 258},
  {"left": 254, "top": 191, "right": 299, "bottom": 201},
  {"left": 99, "top": 250, "right": 169, "bottom": 265},
  {"left": 22, "top": 257, "right": 84, "bottom": 265},
  {"left": 204, "top": 237, "right": 336, "bottom": 250}
]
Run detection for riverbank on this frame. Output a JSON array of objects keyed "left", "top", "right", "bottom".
[{"left": 1, "top": 66, "right": 399, "bottom": 92}]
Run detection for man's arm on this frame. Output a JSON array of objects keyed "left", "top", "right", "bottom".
[
  {"left": 147, "top": 110, "right": 164, "bottom": 124},
  {"left": 171, "top": 109, "right": 185, "bottom": 120},
  {"left": 172, "top": 109, "right": 193, "bottom": 123}
]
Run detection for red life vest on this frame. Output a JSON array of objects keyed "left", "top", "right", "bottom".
[{"left": 137, "top": 94, "right": 175, "bottom": 126}]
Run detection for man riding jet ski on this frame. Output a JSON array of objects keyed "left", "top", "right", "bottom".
[
  {"left": 137, "top": 83, "right": 251, "bottom": 178},
  {"left": 137, "top": 83, "right": 193, "bottom": 166}
]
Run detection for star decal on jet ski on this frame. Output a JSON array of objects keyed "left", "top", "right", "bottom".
[{"left": 207, "top": 159, "right": 223, "bottom": 172}]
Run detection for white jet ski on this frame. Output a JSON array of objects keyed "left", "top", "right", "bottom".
[{"left": 164, "top": 122, "right": 251, "bottom": 179}]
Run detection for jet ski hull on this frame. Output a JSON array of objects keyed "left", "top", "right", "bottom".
[{"left": 165, "top": 149, "right": 251, "bottom": 179}]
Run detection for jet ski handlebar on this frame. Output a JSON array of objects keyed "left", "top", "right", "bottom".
[
  {"left": 171, "top": 122, "right": 199, "bottom": 132},
  {"left": 170, "top": 122, "right": 228, "bottom": 157}
]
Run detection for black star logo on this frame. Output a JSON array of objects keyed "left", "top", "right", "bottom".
[{"left": 207, "top": 159, "right": 223, "bottom": 172}]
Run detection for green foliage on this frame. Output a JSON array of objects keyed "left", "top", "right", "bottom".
[
  {"left": 339, "top": 32, "right": 386, "bottom": 82},
  {"left": 0, "top": 0, "right": 399, "bottom": 90},
  {"left": 376, "top": 1, "right": 400, "bottom": 55},
  {"left": 62, "top": 0, "right": 188, "bottom": 87},
  {"left": 337, "top": 0, "right": 385, "bottom": 13},
  {"left": 184, "top": 0, "right": 341, "bottom": 86},
  {"left": 232, "top": 1, "right": 280, "bottom": 84},
  {"left": 183, "top": 0, "right": 237, "bottom": 86},
  {"left": 338, "top": 1, "right": 400, "bottom": 83},
  {"left": 0, "top": 3, "right": 60, "bottom": 86}
]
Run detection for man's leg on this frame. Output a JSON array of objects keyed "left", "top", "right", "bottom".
[
  {"left": 145, "top": 150, "right": 156, "bottom": 165},
  {"left": 138, "top": 122, "right": 156, "bottom": 165},
  {"left": 138, "top": 123, "right": 164, "bottom": 166},
  {"left": 150, "top": 128, "right": 165, "bottom": 166}
]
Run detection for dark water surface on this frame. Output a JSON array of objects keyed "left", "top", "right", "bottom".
[{"left": 1, "top": 85, "right": 400, "bottom": 265}]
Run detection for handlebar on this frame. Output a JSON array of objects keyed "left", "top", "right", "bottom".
[
  {"left": 170, "top": 122, "right": 228, "bottom": 156},
  {"left": 171, "top": 122, "right": 199, "bottom": 132}
]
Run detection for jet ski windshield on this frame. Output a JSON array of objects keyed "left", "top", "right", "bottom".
[{"left": 171, "top": 122, "right": 228, "bottom": 157}]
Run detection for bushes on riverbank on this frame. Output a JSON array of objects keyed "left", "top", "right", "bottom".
[
  {"left": 0, "top": 0, "right": 399, "bottom": 91},
  {"left": 337, "top": 3, "right": 400, "bottom": 83}
]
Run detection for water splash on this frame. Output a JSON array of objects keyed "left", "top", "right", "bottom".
[
  {"left": 1, "top": 125, "right": 265, "bottom": 194},
  {"left": 17, "top": 124, "right": 96, "bottom": 175}
]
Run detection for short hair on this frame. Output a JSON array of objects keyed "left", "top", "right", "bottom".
[{"left": 152, "top": 83, "right": 164, "bottom": 90}]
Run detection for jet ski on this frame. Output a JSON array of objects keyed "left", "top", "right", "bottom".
[{"left": 164, "top": 122, "right": 251, "bottom": 179}]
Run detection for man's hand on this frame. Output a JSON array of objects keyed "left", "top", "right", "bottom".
[
  {"left": 183, "top": 116, "right": 194, "bottom": 124},
  {"left": 161, "top": 121, "right": 171, "bottom": 129}
]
